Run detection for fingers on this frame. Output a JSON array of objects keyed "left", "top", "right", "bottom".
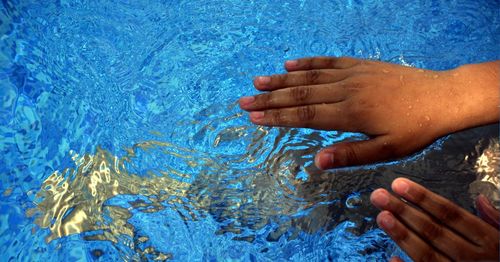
[
  {"left": 371, "top": 189, "right": 473, "bottom": 260},
  {"left": 284, "top": 56, "right": 361, "bottom": 71},
  {"left": 390, "top": 178, "right": 493, "bottom": 245},
  {"left": 376, "top": 211, "right": 450, "bottom": 262},
  {"left": 253, "top": 69, "right": 351, "bottom": 91},
  {"left": 239, "top": 82, "right": 347, "bottom": 111},
  {"left": 314, "top": 137, "right": 395, "bottom": 169},
  {"left": 476, "top": 194, "right": 500, "bottom": 229},
  {"left": 248, "top": 103, "right": 352, "bottom": 130}
]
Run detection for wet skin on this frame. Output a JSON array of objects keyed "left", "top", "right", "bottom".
[
  {"left": 371, "top": 178, "right": 499, "bottom": 262},
  {"left": 239, "top": 57, "right": 500, "bottom": 260},
  {"left": 239, "top": 57, "right": 499, "bottom": 170}
]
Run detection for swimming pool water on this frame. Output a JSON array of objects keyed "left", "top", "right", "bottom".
[{"left": 1, "top": 0, "right": 499, "bottom": 261}]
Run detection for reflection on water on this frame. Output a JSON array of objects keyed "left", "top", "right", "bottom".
[
  {"left": 28, "top": 127, "right": 324, "bottom": 243},
  {"left": 26, "top": 102, "right": 500, "bottom": 259},
  {"left": 29, "top": 123, "right": 499, "bottom": 260},
  {"left": 2, "top": 0, "right": 499, "bottom": 260},
  {"left": 28, "top": 119, "right": 392, "bottom": 259},
  {"left": 30, "top": 144, "right": 190, "bottom": 243},
  {"left": 470, "top": 138, "right": 500, "bottom": 208}
]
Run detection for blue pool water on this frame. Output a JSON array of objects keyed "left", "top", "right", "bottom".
[{"left": 1, "top": 0, "right": 499, "bottom": 261}]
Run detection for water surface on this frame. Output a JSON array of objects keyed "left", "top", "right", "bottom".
[{"left": 1, "top": 0, "right": 499, "bottom": 260}]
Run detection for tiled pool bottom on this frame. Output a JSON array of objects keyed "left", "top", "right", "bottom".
[{"left": 1, "top": 0, "right": 499, "bottom": 260}]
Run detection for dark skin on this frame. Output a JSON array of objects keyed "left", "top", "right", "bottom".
[
  {"left": 371, "top": 178, "right": 499, "bottom": 262},
  {"left": 239, "top": 57, "right": 499, "bottom": 169},
  {"left": 239, "top": 57, "right": 500, "bottom": 260}
]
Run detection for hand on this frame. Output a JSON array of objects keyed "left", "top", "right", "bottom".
[
  {"left": 370, "top": 178, "right": 499, "bottom": 262},
  {"left": 239, "top": 57, "right": 499, "bottom": 169},
  {"left": 476, "top": 194, "right": 500, "bottom": 229}
]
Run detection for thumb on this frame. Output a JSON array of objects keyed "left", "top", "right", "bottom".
[
  {"left": 476, "top": 194, "right": 500, "bottom": 229},
  {"left": 314, "top": 137, "right": 396, "bottom": 170}
]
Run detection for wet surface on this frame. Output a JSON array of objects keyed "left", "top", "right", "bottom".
[{"left": 1, "top": 0, "right": 499, "bottom": 260}]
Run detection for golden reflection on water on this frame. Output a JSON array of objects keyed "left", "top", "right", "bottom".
[
  {"left": 30, "top": 142, "right": 195, "bottom": 243},
  {"left": 470, "top": 138, "right": 500, "bottom": 208},
  {"left": 28, "top": 126, "right": 327, "bottom": 250}
]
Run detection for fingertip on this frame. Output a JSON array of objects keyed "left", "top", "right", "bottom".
[
  {"left": 249, "top": 111, "right": 264, "bottom": 123},
  {"left": 390, "top": 257, "right": 404, "bottom": 262},
  {"left": 238, "top": 96, "right": 255, "bottom": 109},
  {"left": 253, "top": 76, "right": 271, "bottom": 90},
  {"left": 476, "top": 194, "right": 489, "bottom": 206},
  {"left": 370, "top": 189, "right": 390, "bottom": 208},
  {"left": 370, "top": 188, "right": 383, "bottom": 203},
  {"left": 314, "top": 151, "right": 335, "bottom": 170},
  {"left": 252, "top": 77, "right": 263, "bottom": 90},
  {"left": 391, "top": 177, "right": 410, "bottom": 196},
  {"left": 476, "top": 194, "right": 500, "bottom": 228},
  {"left": 376, "top": 210, "right": 395, "bottom": 230},
  {"left": 314, "top": 154, "right": 323, "bottom": 170},
  {"left": 284, "top": 59, "right": 299, "bottom": 71}
]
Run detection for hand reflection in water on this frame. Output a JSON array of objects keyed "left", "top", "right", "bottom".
[{"left": 240, "top": 57, "right": 500, "bottom": 261}]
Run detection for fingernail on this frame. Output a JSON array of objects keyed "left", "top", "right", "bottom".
[
  {"left": 285, "top": 60, "right": 299, "bottom": 67},
  {"left": 239, "top": 96, "right": 255, "bottom": 107},
  {"left": 316, "top": 152, "right": 335, "bottom": 170},
  {"left": 250, "top": 111, "right": 264, "bottom": 122},
  {"left": 329, "top": 153, "right": 335, "bottom": 167},
  {"left": 476, "top": 194, "right": 493, "bottom": 209},
  {"left": 477, "top": 194, "right": 489, "bottom": 204},
  {"left": 393, "top": 179, "right": 409, "bottom": 195},
  {"left": 256, "top": 76, "right": 271, "bottom": 85},
  {"left": 381, "top": 214, "right": 395, "bottom": 229},
  {"left": 373, "top": 190, "right": 390, "bottom": 206}
]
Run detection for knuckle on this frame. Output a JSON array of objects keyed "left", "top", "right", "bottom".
[
  {"left": 472, "top": 244, "right": 497, "bottom": 261},
  {"left": 393, "top": 225, "right": 410, "bottom": 243},
  {"left": 326, "top": 57, "right": 337, "bottom": 68},
  {"left": 257, "top": 93, "right": 272, "bottom": 107},
  {"left": 346, "top": 98, "right": 368, "bottom": 118},
  {"left": 435, "top": 201, "right": 461, "bottom": 223},
  {"left": 302, "top": 58, "right": 313, "bottom": 67},
  {"left": 450, "top": 246, "right": 467, "bottom": 261},
  {"left": 342, "top": 144, "right": 361, "bottom": 165},
  {"left": 271, "top": 110, "right": 284, "bottom": 125},
  {"left": 305, "top": 70, "right": 321, "bottom": 84},
  {"left": 418, "top": 250, "right": 437, "bottom": 262},
  {"left": 411, "top": 187, "right": 427, "bottom": 205},
  {"left": 290, "top": 86, "right": 312, "bottom": 103},
  {"left": 379, "top": 141, "right": 400, "bottom": 159},
  {"left": 352, "top": 64, "right": 375, "bottom": 76},
  {"left": 335, "top": 56, "right": 355, "bottom": 67},
  {"left": 421, "top": 220, "right": 443, "bottom": 242},
  {"left": 273, "top": 74, "right": 287, "bottom": 85},
  {"left": 357, "top": 59, "right": 374, "bottom": 67},
  {"left": 392, "top": 201, "right": 406, "bottom": 216},
  {"left": 297, "top": 105, "right": 316, "bottom": 123},
  {"left": 344, "top": 77, "right": 366, "bottom": 90}
]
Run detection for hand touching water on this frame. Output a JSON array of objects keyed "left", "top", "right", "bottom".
[
  {"left": 371, "top": 178, "right": 499, "bottom": 261},
  {"left": 239, "top": 57, "right": 499, "bottom": 169}
]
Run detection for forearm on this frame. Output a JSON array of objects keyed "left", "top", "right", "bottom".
[{"left": 443, "top": 61, "right": 499, "bottom": 134}]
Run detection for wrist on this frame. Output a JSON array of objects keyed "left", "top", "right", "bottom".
[{"left": 441, "top": 61, "right": 499, "bottom": 134}]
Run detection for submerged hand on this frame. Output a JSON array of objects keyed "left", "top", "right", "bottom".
[
  {"left": 239, "top": 57, "right": 499, "bottom": 169},
  {"left": 371, "top": 178, "right": 499, "bottom": 262}
]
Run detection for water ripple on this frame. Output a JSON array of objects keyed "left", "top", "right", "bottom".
[{"left": 1, "top": 0, "right": 499, "bottom": 260}]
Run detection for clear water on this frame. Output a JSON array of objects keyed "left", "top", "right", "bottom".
[{"left": 1, "top": 0, "right": 499, "bottom": 261}]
